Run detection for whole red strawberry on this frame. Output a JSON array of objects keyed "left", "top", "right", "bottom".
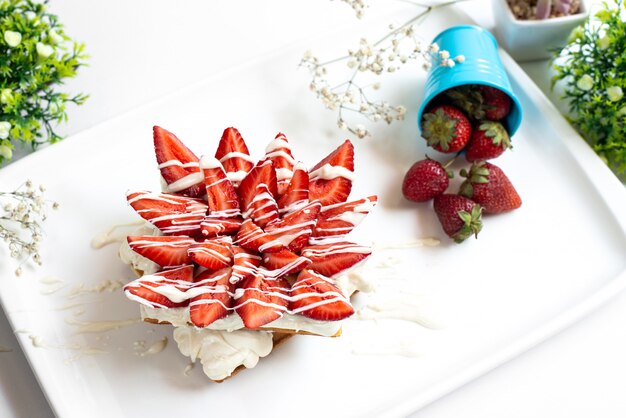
[
  {"left": 402, "top": 158, "right": 452, "bottom": 202},
  {"left": 421, "top": 105, "right": 472, "bottom": 153},
  {"left": 444, "top": 85, "right": 512, "bottom": 121},
  {"left": 465, "top": 121, "right": 511, "bottom": 162},
  {"left": 433, "top": 194, "right": 482, "bottom": 243},
  {"left": 459, "top": 161, "right": 522, "bottom": 214},
  {"left": 479, "top": 86, "right": 512, "bottom": 121}
]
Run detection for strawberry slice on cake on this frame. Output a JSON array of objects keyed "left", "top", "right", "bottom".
[
  {"left": 154, "top": 126, "right": 204, "bottom": 198},
  {"left": 309, "top": 140, "right": 354, "bottom": 206},
  {"left": 215, "top": 127, "right": 255, "bottom": 186}
]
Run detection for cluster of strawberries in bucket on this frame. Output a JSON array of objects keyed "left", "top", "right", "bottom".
[{"left": 403, "top": 84, "right": 522, "bottom": 243}]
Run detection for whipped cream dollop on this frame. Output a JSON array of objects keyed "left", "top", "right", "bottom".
[
  {"left": 118, "top": 225, "right": 161, "bottom": 275},
  {"left": 173, "top": 327, "right": 273, "bottom": 381}
]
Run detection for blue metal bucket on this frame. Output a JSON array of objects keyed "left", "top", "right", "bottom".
[{"left": 417, "top": 25, "right": 523, "bottom": 136}]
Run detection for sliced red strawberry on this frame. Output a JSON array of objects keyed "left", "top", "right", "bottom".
[
  {"left": 200, "top": 215, "right": 242, "bottom": 238},
  {"left": 235, "top": 219, "right": 283, "bottom": 253},
  {"left": 153, "top": 126, "right": 204, "bottom": 198},
  {"left": 189, "top": 268, "right": 234, "bottom": 327},
  {"left": 161, "top": 265, "right": 195, "bottom": 282},
  {"left": 127, "top": 191, "right": 207, "bottom": 236},
  {"left": 123, "top": 265, "right": 194, "bottom": 309},
  {"left": 301, "top": 241, "right": 371, "bottom": 277},
  {"left": 234, "top": 274, "right": 290, "bottom": 329},
  {"left": 314, "top": 195, "right": 378, "bottom": 238},
  {"left": 264, "top": 132, "right": 295, "bottom": 196},
  {"left": 277, "top": 162, "right": 309, "bottom": 214},
  {"left": 265, "top": 201, "right": 321, "bottom": 253},
  {"left": 260, "top": 248, "right": 311, "bottom": 278},
  {"left": 215, "top": 127, "right": 254, "bottom": 185},
  {"left": 188, "top": 238, "right": 233, "bottom": 271},
  {"left": 127, "top": 235, "right": 195, "bottom": 267},
  {"left": 231, "top": 246, "right": 262, "bottom": 284},
  {"left": 199, "top": 155, "right": 240, "bottom": 213},
  {"left": 238, "top": 159, "right": 279, "bottom": 227},
  {"left": 246, "top": 187, "right": 279, "bottom": 228},
  {"left": 309, "top": 140, "right": 354, "bottom": 206},
  {"left": 289, "top": 269, "right": 354, "bottom": 321}
]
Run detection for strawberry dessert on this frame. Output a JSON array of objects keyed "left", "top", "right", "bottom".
[{"left": 119, "top": 126, "right": 377, "bottom": 381}]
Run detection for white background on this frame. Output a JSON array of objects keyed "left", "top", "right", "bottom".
[{"left": 2, "top": 0, "right": 626, "bottom": 417}]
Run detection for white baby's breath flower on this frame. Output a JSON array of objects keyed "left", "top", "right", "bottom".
[
  {"left": 355, "top": 124, "right": 368, "bottom": 138},
  {"left": 607, "top": 86, "right": 623, "bottom": 102},
  {"left": 49, "top": 29, "right": 64, "bottom": 44},
  {"left": 0, "top": 121, "right": 11, "bottom": 140},
  {"left": 455, "top": 54, "right": 465, "bottom": 63},
  {"left": 36, "top": 42, "right": 54, "bottom": 59},
  {"left": 576, "top": 74, "right": 594, "bottom": 91},
  {"left": 4, "top": 30, "right": 22, "bottom": 47},
  {"left": 439, "top": 50, "right": 450, "bottom": 59},
  {"left": 0, "top": 145, "right": 12, "bottom": 160},
  {"left": 0, "top": 89, "right": 12, "bottom": 104},
  {"left": 597, "top": 35, "right": 610, "bottom": 50}
]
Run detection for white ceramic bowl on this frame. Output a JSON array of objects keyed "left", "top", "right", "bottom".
[{"left": 492, "top": 0, "right": 590, "bottom": 61}]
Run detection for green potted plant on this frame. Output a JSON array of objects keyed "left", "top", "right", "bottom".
[
  {"left": 552, "top": 0, "right": 626, "bottom": 181},
  {"left": 0, "top": 0, "right": 88, "bottom": 164}
]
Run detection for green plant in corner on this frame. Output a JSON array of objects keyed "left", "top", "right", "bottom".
[
  {"left": 0, "top": 0, "right": 87, "bottom": 163},
  {"left": 551, "top": 0, "right": 626, "bottom": 181}
]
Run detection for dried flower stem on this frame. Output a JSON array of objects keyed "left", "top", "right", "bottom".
[
  {"left": 301, "top": 0, "right": 468, "bottom": 138},
  {"left": 0, "top": 180, "right": 58, "bottom": 276}
]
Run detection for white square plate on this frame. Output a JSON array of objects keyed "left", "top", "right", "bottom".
[{"left": 0, "top": 7, "right": 625, "bottom": 418}]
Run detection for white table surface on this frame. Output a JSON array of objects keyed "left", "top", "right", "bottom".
[{"left": 2, "top": 1, "right": 626, "bottom": 417}]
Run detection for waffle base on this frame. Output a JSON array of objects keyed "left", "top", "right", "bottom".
[{"left": 142, "top": 317, "right": 342, "bottom": 337}]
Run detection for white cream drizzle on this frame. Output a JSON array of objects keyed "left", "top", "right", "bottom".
[
  {"left": 39, "top": 276, "right": 64, "bottom": 285},
  {"left": 227, "top": 170, "right": 249, "bottom": 184},
  {"left": 27, "top": 334, "right": 107, "bottom": 356},
  {"left": 265, "top": 137, "right": 290, "bottom": 153},
  {"left": 275, "top": 167, "right": 294, "bottom": 181},
  {"left": 265, "top": 150, "right": 296, "bottom": 165},
  {"left": 219, "top": 151, "right": 256, "bottom": 164},
  {"left": 199, "top": 155, "right": 223, "bottom": 170},
  {"left": 135, "top": 336, "right": 168, "bottom": 356},
  {"left": 68, "top": 279, "right": 126, "bottom": 299},
  {"left": 91, "top": 221, "right": 147, "bottom": 249},
  {"left": 164, "top": 172, "right": 205, "bottom": 193},
  {"left": 64, "top": 317, "right": 141, "bottom": 334},
  {"left": 309, "top": 163, "right": 355, "bottom": 181},
  {"left": 158, "top": 160, "right": 200, "bottom": 169},
  {"left": 183, "top": 362, "right": 195, "bottom": 376}
]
